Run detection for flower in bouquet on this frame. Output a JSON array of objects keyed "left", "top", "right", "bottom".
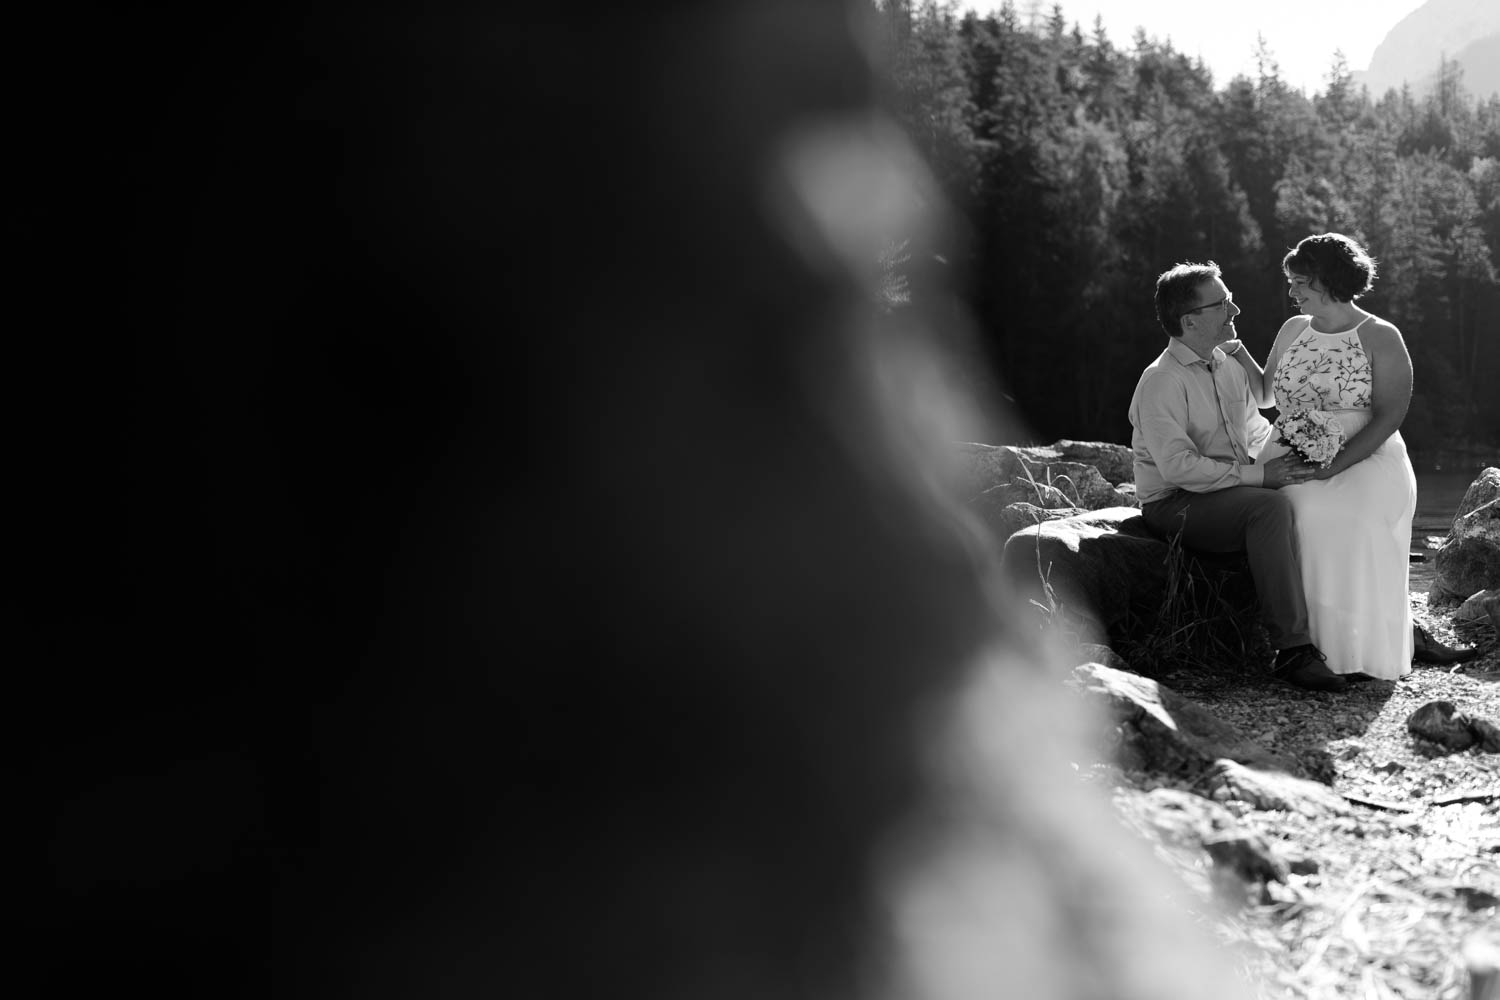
[{"left": 1274, "top": 408, "right": 1345, "bottom": 468}]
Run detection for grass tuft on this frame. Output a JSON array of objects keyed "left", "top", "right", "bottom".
[
  {"left": 1111, "top": 527, "right": 1271, "bottom": 679},
  {"left": 1014, "top": 454, "right": 1082, "bottom": 508}
]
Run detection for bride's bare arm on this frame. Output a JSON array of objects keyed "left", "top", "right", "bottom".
[{"left": 1226, "top": 318, "right": 1302, "bottom": 408}]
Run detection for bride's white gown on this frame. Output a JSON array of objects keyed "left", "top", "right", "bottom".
[{"left": 1258, "top": 316, "right": 1417, "bottom": 679}]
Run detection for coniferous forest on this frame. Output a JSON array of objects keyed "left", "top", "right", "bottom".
[{"left": 873, "top": 2, "right": 1500, "bottom": 465}]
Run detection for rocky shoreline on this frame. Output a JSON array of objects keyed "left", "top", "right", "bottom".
[
  {"left": 960, "top": 440, "right": 1500, "bottom": 999},
  {"left": 1109, "top": 595, "right": 1499, "bottom": 1000}
]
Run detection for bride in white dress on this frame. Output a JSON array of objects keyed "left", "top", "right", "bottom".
[{"left": 1227, "top": 233, "right": 1417, "bottom": 680}]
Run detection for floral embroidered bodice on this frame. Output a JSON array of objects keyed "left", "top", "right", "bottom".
[{"left": 1272, "top": 316, "right": 1374, "bottom": 413}]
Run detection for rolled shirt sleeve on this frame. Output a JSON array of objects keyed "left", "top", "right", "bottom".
[{"left": 1246, "top": 408, "right": 1274, "bottom": 460}]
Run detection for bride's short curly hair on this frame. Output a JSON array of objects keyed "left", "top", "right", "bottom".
[{"left": 1282, "top": 233, "right": 1378, "bottom": 301}]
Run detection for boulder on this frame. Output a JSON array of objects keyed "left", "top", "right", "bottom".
[
  {"left": 1112, "top": 787, "right": 1311, "bottom": 910},
  {"left": 1201, "top": 759, "right": 1351, "bottom": 817},
  {"left": 1051, "top": 439, "right": 1136, "bottom": 485},
  {"left": 972, "top": 501, "right": 1084, "bottom": 548},
  {"left": 1203, "top": 830, "right": 1290, "bottom": 886},
  {"left": 957, "top": 441, "right": 1137, "bottom": 509},
  {"left": 1407, "top": 701, "right": 1476, "bottom": 750},
  {"left": 1430, "top": 536, "right": 1500, "bottom": 604},
  {"left": 1430, "top": 468, "right": 1500, "bottom": 604},
  {"left": 1475, "top": 719, "right": 1500, "bottom": 753},
  {"left": 1455, "top": 468, "right": 1500, "bottom": 532},
  {"left": 1001, "top": 506, "right": 1256, "bottom": 641},
  {"left": 1070, "top": 662, "right": 1295, "bottom": 777},
  {"left": 1455, "top": 589, "right": 1500, "bottom": 629},
  {"left": 1004, "top": 508, "right": 1167, "bottom": 639},
  {"left": 1406, "top": 700, "right": 1500, "bottom": 753},
  {"left": 1076, "top": 642, "right": 1132, "bottom": 672},
  {"left": 974, "top": 481, "right": 1076, "bottom": 511},
  {"left": 1454, "top": 497, "right": 1500, "bottom": 546},
  {"left": 1115, "top": 786, "right": 1238, "bottom": 848}
]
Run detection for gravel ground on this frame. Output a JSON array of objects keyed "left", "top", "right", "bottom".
[{"left": 1091, "top": 593, "right": 1500, "bottom": 999}]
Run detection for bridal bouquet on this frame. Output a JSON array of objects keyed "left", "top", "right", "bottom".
[{"left": 1274, "top": 408, "right": 1345, "bottom": 468}]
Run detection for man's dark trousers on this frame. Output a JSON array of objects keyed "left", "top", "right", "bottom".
[{"left": 1142, "top": 486, "right": 1312, "bottom": 651}]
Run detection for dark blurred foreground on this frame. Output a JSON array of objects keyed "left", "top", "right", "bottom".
[{"left": 24, "top": 5, "right": 1244, "bottom": 997}]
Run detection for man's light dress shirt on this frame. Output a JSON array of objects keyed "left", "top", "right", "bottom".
[{"left": 1129, "top": 337, "right": 1274, "bottom": 504}]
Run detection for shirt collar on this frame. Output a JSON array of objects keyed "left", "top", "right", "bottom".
[{"left": 1165, "top": 337, "right": 1219, "bottom": 369}]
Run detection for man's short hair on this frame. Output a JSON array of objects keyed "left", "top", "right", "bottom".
[{"left": 1154, "top": 261, "right": 1221, "bottom": 338}]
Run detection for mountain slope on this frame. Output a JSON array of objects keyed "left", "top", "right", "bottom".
[{"left": 1354, "top": 0, "right": 1500, "bottom": 99}]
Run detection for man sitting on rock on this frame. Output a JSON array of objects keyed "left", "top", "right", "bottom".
[{"left": 1128, "top": 262, "right": 1347, "bottom": 692}]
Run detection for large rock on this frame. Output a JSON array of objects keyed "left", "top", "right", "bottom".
[
  {"left": 1454, "top": 468, "right": 1500, "bottom": 533},
  {"left": 1454, "top": 497, "right": 1500, "bottom": 546},
  {"left": 1003, "top": 508, "right": 1166, "bottom": 638},
  {"left": 1431, "top": 536, "right": 1500, "bottom": 604},
  {"left": 1112, "top": 787, "right": 1309, "bottom": 910},
  {"left": 973, "top": 501, "right": 1084, "bottom": 547},
  {"left": 1001, "top": 506, "right": 1256, "bottom": 641},
  {"left": 1071, "top": 662, "right": 1295, "bottom": 777},
  {"left": 1202, "top": 830, "right": 1290, "bottom": 887},
  {"left": 969, "top": 477, "right": 1118, "bottom": 547},
  {"left": 960, "top": 440, "right": 1141, "bottom": 548},
  {"left": 1201, "top": 760, "right": 1351, "bottom": 817},
  {"left": 1456, "top": 589, "right": 1500, "bottom": 629},
  {"left": 1406, "top": 701, "right": 1500, "bottom": 753},
  {"left": 1115, "top": 786, "right": 1238, "bottom": 849},
  {"left": 1050, "top": 439, "right": 1136, "bottom": 485},
  {"left": 958, "top": 441, "right": 1137, "bottom": 508},
  {"left": 974, "top": 480, "right": 1078, "bottom": 511},
  {"left": 1430, "top": 468, "right": 1500, "bottom": 604}
]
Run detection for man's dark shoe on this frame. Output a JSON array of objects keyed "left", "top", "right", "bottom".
[
  {"left": 1412, "top": 625, "right": 1479, "bottom": 665},
  {"left": 1273, "top": 644, "right": 1348, "bottom": 692}
]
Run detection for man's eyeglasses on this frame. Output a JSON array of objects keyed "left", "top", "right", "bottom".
[{"left": 1182, "top": 295, "right": 1232, "bottom": 315}]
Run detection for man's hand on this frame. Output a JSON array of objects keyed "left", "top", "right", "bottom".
[{"left": 1262, "top": 453, "right": 1316, "bottom": 489}]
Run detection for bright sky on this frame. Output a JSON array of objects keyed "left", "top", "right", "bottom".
[{"left": 966, "top": 0, "right": 1428, "bottom": 94}]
